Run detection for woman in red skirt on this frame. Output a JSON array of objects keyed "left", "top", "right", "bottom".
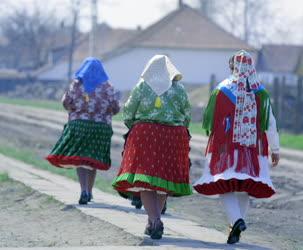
[
  {"left": 112, "top": 55, "right": 192, "bottom": 240},
  {"left": 194, "top": 50, "right": 280, "bottom": 244}
]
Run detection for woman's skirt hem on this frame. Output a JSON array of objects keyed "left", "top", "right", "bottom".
[
  {"left": 46, "top": 155, "right": 110, "bottom": 171},
  {"left": 112, "top": 173, "right": 192, "bottom": 197},
  {"left": 194, "top": 178, "right": 275, "bottom": 198}
]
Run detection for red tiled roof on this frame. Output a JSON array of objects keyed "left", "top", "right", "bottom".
[
  {"left": 102, "top": 5, "right": 254, "bottom": 60},
  {"left": 133, "top": 5, "right": 253, "bottom": 50},
  {"left": 73, "top": 24, "right": 140, "bottom": 61}
]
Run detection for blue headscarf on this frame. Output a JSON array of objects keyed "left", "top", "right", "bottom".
[{"left": 75, "top": 57, "right": 109, "bottom": 94}]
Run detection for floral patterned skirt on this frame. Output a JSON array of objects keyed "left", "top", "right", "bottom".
[
  {"left": 46, "top": 119, "right": 113, "bottom": 170},
  {"left": 112, "top": 122, "right": 192, "bottom": 196}
]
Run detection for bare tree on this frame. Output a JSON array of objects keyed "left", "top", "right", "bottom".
[
  {"left": 0, "top": 3, "right": 58, "bottom": 70},
  {"left": 196, "top": 0, "right": 245, "bottom": 40},
  {"left": 242, "top": 0, "right": 273, "bottom": 46},
  {"left": 196, "top": 0, "right": 275, "bottom": 47}
]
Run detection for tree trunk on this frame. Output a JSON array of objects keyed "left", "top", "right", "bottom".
[{"left": 67, "top": 2, "right": 80, "bottom": 83}]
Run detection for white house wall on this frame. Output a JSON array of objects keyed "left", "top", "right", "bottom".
[{"left": 103, "top": 48, "right": 257, "bottom": 90}]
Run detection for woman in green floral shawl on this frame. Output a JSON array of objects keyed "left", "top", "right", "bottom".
[{"left": 112, "top": 55, "right": 192, "bottom": 240}]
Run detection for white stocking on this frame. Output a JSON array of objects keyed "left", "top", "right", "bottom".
[
  {"left": 236, "top": 192, "right": 250, "bottom": 219},
  {"left": 220, "top": 192, "right": 242, "bottom": 225}
]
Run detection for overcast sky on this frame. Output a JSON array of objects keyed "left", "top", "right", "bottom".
[
  {"left": 1, "top": 0, "right": 303, "bottom": 42},
  {"left": 86, "top": 0, "right": 303, "bottom": 30}
]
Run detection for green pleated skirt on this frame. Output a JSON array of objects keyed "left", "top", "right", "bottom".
[{"left": 46, "top": 119, "right": 113, "bottom": 170}]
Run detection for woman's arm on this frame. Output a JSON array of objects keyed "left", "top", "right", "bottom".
[
  {"left": 123, "top": 82, "right": 142, "bottom": 129},
  {"left": 62, "top": 80, "right": 80, "bottom": 111},
  {"left": 202, "top": 89, "right": 219, "bottom": 136},
  {"left": 266, "top": 106, "right": 280, "bottom": 153},
  {"left": 266, "top": 106, "right": 280, "bottom": 166},
  {"left": 182, "top": 88, "right": 191, "bottom": 128},
  {"left": 105, "top": 84, "right": 120, "bottom": 115},
  {"left": 111, "top": 91, "right": 121, "bottom": 115}
]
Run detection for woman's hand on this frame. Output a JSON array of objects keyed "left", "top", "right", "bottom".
[{"left": 271, "top": 153, "right": 280, "bottom": 167}]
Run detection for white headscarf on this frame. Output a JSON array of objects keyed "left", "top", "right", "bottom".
[
  {"left": 231, "top": 50, "right": 260, "bottom": 147},
  {"left": 141, "top": 55, "right": 182, "bottom": 96}
]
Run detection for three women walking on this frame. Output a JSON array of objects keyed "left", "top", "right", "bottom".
[{"left": 46, "top": 51, "right": 279, "bottom": 244}]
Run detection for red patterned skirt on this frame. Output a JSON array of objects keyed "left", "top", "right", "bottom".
[{"left": 112, "top": 122, "right": 192, "bottom": 196}]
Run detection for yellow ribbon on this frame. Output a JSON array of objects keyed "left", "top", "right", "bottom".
[{"left": 154, "top": 96, "right": 162, "bottom": 108}]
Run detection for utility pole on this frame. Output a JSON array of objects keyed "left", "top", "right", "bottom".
[
  {"left": 67, "top": 0, "right": 80, "bottom": 83},
  {"left": 296, "top": 77, "right": 303, "bottom": 133},
  {"left": 178, "top": 0, "right": 184, "bottom": 9},
  {"left": 243, "top": 0, "right": 249, "bottom": 43},
  {"left": 199, "top": 0, "right": 212, "bottom": 18},
  {"left": 89, "top": 0, "right": 98, "bottom": 56}
]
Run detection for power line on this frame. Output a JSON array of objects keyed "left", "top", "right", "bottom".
[{"left": 89, "top": 0, "right": 98, "bottom": 56}]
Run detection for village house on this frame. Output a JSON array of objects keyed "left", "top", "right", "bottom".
[
  {"left": 257, "top": 44, "right": 303, "bottom": 85},
  {"left": 36, "top": 23, "right": 140, "bottom": 85},
  {"left": 0, "top": 69, "right": 28, "bottom": 92},
  {"left": 37, "top": 3, "right": 255, "bottom": 90}
]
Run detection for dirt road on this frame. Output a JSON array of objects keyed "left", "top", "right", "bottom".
[
  {"left": 0, "top": 178, "right": 144, "bottom": 247},
  {"left": 0, "top": 103, "right": 302, "bottom": 249}
]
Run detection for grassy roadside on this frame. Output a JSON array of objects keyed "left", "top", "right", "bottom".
[
  {"left": 279, "top": 133, "right": 303, "bottom": 151},
  {"left": 0, "top": 96, "right": 64, "bottom": 111},
  {"left": 189, "top": 122, "right": 303, "bottom": 150},
  {"left": 0, "top": 97, "right": 303, "bottom": 150},
  {"left": 0, "top": 96, "right": 123, "bottom": 121},
  {"left": 0, "top": 172, "right": 9, "bottom": 182},
  {"left": 189, "top": 122, "right": 206, "bottom": 136},
  {"left": 0, "top": 144, "right": 115, "bottom": 194}
]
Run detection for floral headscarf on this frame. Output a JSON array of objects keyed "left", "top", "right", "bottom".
[{"left": 231, "top": 50, "right": 260, "bottom": 147}]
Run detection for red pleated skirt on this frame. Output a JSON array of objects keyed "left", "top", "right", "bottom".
[{"left": 112, "top": 122, "right": 192, "bottom": 196}]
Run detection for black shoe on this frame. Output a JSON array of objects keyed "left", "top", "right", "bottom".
[
  {"left": 150, "top": 219, "right": 164, "bottom": 240},
  {"left": 161, "top": 201, "right": 167, "bottom": 215},
  {"left": 144, "top": 221, "right": 152, "bottom": 236},
  {"left": 78, "top": 191, "right": 89, "bottom": 205},
  {"left": 131, "top": 196, "right": 143, "bottom": 209},
  {"left": 87, "top": 192, "right": 93, "bottom": 202},
  {"left": 227, "top": 219, "right": 247, "bottom": 244}
]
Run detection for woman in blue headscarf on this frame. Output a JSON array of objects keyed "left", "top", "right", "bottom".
[{"left": 47, "top": 57, "right": 120, "bottom": 204}]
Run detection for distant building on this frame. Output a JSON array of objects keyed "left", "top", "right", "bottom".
[
  {"left": 37, "top": 4, "right": 255, "bottom": 90},
  {"left": 0, "top": 69, "right": 28, "bottom": 92},
  {"left": 37, "top": 23, "right": 140, "bottom": 84},
  {"left": 257, "top": 44, "right": 303, "bottom": 85}
]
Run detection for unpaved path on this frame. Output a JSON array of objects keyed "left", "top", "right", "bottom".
[
  {"left": 0, "top": 179, "right": 144, "bottom": 247},
  {"left": 0, "top": 103, "right": 302, "bottom": 249}
]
